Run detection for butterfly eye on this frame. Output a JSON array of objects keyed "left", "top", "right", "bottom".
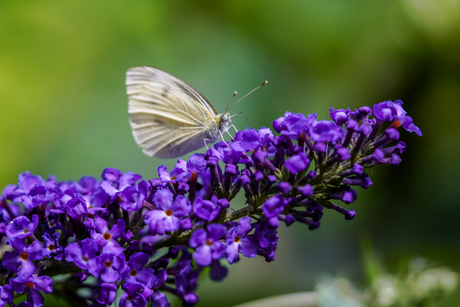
[{"left": 221, "top": 114, "right": 228, "bottom": 122}]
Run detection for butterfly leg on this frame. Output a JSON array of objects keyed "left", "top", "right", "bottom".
[
  {"left": 228, "top": 124, "right": 238, "bottom": 133},
  {"left": 204, "top": 139, "right": 211, "bottom": 150},
  {"left": 218, "top": 130, "right": 233, "bottom": 149},
  {"left": 224, "top": 124, "right": 237, "bottom": 141}
]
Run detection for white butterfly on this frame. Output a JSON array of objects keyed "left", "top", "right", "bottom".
[{"left": 126, "top": 66, "right": 233, "bottom": 158}]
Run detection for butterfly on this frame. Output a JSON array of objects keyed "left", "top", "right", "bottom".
[{"left": 126, "top": 66, "right": 266, "bottom": 158}]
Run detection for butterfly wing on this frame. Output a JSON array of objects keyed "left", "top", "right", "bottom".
[{"left": 126, "top": 66, "right": 220, "bottom": 158}]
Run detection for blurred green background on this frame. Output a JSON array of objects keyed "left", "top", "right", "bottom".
[{"left": 1, "top": 1, "right": 459, "bottom": 306}]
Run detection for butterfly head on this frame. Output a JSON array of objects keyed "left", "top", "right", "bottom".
[{"left": 216, "top": 112, "right": 231, "bottom": 130}]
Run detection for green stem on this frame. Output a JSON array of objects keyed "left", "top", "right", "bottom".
[{"left": 221, "top": 205, "right": 254, "bottom": 223}]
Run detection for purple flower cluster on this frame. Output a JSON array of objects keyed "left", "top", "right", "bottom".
[{"left": 0, "top": 101, "right": 420, "bottom": 307}]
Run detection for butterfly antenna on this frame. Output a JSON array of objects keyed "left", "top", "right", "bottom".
[
  {"left": 228, "top": 80, "right": 268, "bottom": 111},
  {"left": 230, "top": 111, "right": 252, "bottom": 128},
  {"left": 225, "top": 91, "right": 238, "bottom": 113}
]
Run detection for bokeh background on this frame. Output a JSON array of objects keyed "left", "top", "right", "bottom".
[{"left": 1, "top": 1, "right": 459, "bottom": 306}]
